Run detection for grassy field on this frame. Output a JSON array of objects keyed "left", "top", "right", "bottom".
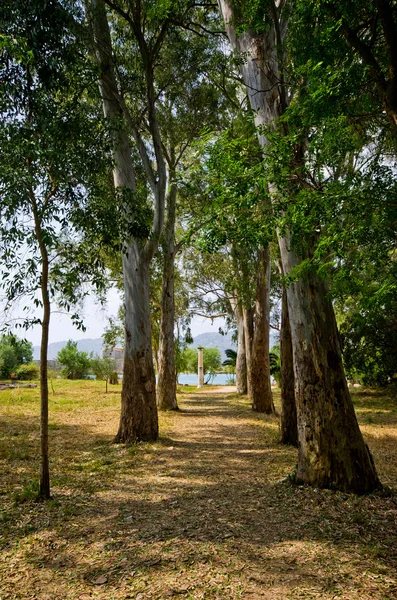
[{"left": 0, "top": 380, "right": 396, "bottom": 599}]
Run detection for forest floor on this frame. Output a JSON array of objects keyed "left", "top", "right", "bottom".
[{"left": 0, "top": 381, "right": 397, "bottom": 599}]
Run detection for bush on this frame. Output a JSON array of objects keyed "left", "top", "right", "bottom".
[
  {"left": 15, "top": 363, "right": 39, "bottom": 380},
  {"left": 109, "top": 371, "right": 119, "bottom": 385},
  {"left": 179, "top": 347, "right": 222, "bottom": 383},
  {"left": 0, "top": 335, "right": 33, "bottom": 379},
  {"left": 57, "top": 340, "right": 92, "bottom": 379}
]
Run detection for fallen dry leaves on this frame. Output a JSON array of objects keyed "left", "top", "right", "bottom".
[{"left": 0, "top": 381, "right": 396, "bottom": 599}]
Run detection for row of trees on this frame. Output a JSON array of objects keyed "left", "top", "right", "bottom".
[{"left": 1, "top": 0, "right": 396, "bottom": 497}]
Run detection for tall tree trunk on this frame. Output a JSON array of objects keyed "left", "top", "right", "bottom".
[
  {"left": 38, "top": 249, "right": 51, "bottom": 498},
  {"left": 116, "top": 245, "right": 158, "bottom": 441},
  {"left": 235, "top": 304, "right": 247, "bottom": 394},
  {"left": 31, "top": 193, "right": 51, "bottom": 499},
  {"left": 218, "top": 0, "right": 380, "bottom": 492},
  {"left": 251, "top": 246, "right": 274, "bottom": 413},
  {"left": 279, "top": 284, "right": 297, "bottom": 446},
  {"left": 90, "top": 0, "right": 160, "bottom": 442},
  {"left": 157, "top": 182, "right": 178, "bottom": 411},
  {"left": 242, "top": 305, "right": 253, "bottom": 398},
  {"left": 279, "top": 239, "right": 379, "bottom": 492}
]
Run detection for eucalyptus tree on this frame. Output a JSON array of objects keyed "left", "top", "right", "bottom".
[
  {"left": 217, "top": 0, "right": 380, "bottom": 492},
  {"left": 154, "top": 23, "right": 228, "bottom": 411},
  {"left": 281, "top": 17, "right": 397, "bottom": 388},
  {"left": 88, "top": 0, "right": 228, "bottom": 437},
  {"left": 87, "top": 0, "right": 172, "bottom": 441},
  {"left": 183, "top": 125, "right": 276, "bottom": 413},
  {"left": 0, "top": 1, "right": 108, "bottom": 498}
]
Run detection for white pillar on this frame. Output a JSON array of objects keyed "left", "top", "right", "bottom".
[{"left": 197, "top": 347, "right": 204, "bottom": 388}]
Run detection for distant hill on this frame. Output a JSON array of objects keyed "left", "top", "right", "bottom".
[
  {"left": 33, "top": 338, "right": 103, "bottom": 360},
  {"left": 188, "top": 331, "right": 236, "bottom": 361},
  {"left": 33, "top": 330, "right": 279, "bottom": 361},
  {"left": 189, "top": 330, "right": 279, "bottom": 360}
]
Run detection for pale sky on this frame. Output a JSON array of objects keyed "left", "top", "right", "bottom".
[{"left": 5, "top": 287, "right": 225, "bottom": 347}]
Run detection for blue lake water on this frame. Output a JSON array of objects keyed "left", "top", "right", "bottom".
[
  {"left": 86, "top": 372, "right": 235, "bottom": 386},
  {"left": 177, "top": 373, "right": 235, "bottom": 386}
]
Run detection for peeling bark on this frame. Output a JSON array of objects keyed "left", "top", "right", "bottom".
[
  {"left": 279, "top": 239, "right": 379, "bottom": 492},
  {"left": 116, "top": 248, "right": 158, "bottom": 442}
]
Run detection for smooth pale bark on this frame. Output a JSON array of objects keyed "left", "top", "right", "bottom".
[
  {"left": 235, "top": 304, "right": 248, "bottom": 394},
  {"left": 116, "top": 246, "right": 158, "bottom": 441},
  {"left": 157, "top": 182, "right": 178, "bottom": 411},
  {"left": 218, "top": 0, "right": 380, "bottom": 492},
  {"left": 279, "top": 284, "right": 297, "bottom": 446},
  {"left": 91, "top": 0, "right": 161, "bottom": 442},
  {"left": 251, "top": 246, "right": 274, "bottom": 413}
]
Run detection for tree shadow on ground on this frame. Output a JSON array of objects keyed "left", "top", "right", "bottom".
[{"left": 1, "top": 390, "right": 396, "bottom": 599}]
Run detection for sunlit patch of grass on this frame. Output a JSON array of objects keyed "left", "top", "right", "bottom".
[{"left": 177, "top": 384, "right": 199, "bottom": 394}]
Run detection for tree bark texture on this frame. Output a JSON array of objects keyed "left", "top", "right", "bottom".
[
  {"left": 279, "top": 284, "right": 297, "bottom": 446},
  {"left": 91, "top": 0, "right": 159, "bottom": 442},
  {"left": 31, "top": 200, "right": 51, "bottom": 500},
  {"left": 235, "top": 304, "right": 248, "bottom": 394},
  {"left": 279, "top": 239, "right": 379, "bottom": 492},
  {"left": 219, "top": 0, "right": 380, "bottom": 492},
  {"left": 251, "top": 246, "right": 274, "bottom": 413},
  {"left": 116, "top": 247, "right": 158, "bottom": 442},
  {"left": 157, "top": 182, "right": 178, "bottom": 411},
  {"left": 242, "top": 305, "right": 254, "bottom": 398}
]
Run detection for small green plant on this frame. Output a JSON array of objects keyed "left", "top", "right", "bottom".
[
  {"left": 351, "top": 512, "right": 367, "bottom": 525},
  {"left": 13, "top": 480, "right": 40, "bottom": 505}
]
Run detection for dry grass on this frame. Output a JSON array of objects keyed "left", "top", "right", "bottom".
[{"left": 0, "top": 380, "right": 396, "bottom": 599}]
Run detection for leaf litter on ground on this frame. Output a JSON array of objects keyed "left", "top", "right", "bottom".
[{"left": 0, "top": 380, "right": 396, "bottom": 599}]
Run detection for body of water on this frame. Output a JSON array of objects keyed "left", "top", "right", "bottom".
[
  {"left": 177, "top": 373, "right": 235, "bottom": 386},
  {"left": 86, "top": 372, "right": 235, "bottom": 386}
]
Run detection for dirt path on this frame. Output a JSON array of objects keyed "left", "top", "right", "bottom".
[{"left": 1, "top": 388, "right": 397, "bottom": 599}]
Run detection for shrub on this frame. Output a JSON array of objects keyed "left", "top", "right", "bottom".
[
  {"left": 57, "top": 340, "right": 92, "bottom": 379},
  {"left": 15, "top": 363, "right": 39, "bottom": 380},
  {"left": 0, "top": 335, "right": 33, "bottom": 379}
]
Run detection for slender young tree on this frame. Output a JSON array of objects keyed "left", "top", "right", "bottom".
[{"left": 0, "top": 1, "right": 108, "bottom": 498}]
